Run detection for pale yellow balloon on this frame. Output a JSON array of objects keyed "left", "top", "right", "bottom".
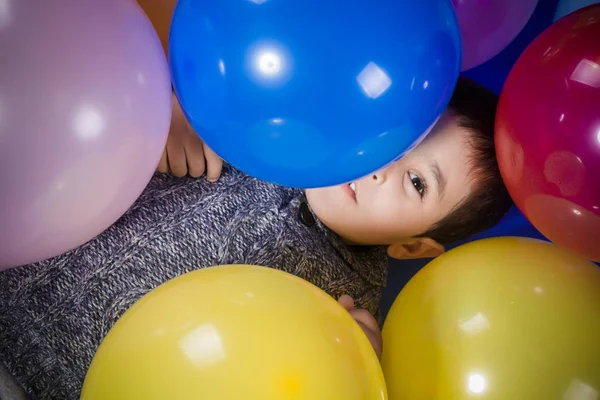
[
  {"left": 82, "top": 265, "right": 386, "bottom": 400},
  {"left": 382, "top": 237, "right": 600, "bottom": 400}
]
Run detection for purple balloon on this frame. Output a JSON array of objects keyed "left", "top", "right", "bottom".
[
  {"left": 452, "top": 0, "right": 539, "bottom": 71},
  {"left": 0, "top": 0, "right": 171, "bottom": 270}
]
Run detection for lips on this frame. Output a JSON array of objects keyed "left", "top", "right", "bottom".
[{"left": 343, "top": 182, "right": 357, "bottom": 202}]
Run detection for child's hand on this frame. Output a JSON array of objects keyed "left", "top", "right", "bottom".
[
  {"left": 157, "top": 93, "right": 223, "bottom": 181},
  {"left": 338, "top": 295, "right": 383, "bottom": 360}
]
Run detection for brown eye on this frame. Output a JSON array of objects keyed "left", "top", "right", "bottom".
[{"left": 409, "top": 171, "right": 426, "bottom": 197}]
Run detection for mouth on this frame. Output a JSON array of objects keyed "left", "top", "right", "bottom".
[{"left": 342, "top": 182, "right": 357, "bottom": 202}]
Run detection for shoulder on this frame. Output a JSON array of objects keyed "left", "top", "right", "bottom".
[{"left": 259, "top": 207, "right": 388, "bottom": 311}]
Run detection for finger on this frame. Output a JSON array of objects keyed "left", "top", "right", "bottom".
[
  {"left": 203, "top": 144, "right": 223, "bottom": 182},
  {"left": 349, "top": 309, "right": 379, "bottom": 334},
  {"left": 350, "top": 309, "right": 383, "bottom": 359},
  {"left": 338, "top": 295, "right": 355, "bottom": 311},
  {"left": 184, "top": 133, "right": 207, "bottom": 178},
  {"left": 157, "top": 149, "right": 169, "bottom": 173},
  {"left": 166, "top": 138, "right": 188, "bottom": 177},
  {"left": 359, "top": 323, "right": 383, "bottom": 360}
]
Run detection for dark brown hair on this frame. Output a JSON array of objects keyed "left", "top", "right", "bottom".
[{"left": 419, "top": 77, "right": 513, "bottom": 244}]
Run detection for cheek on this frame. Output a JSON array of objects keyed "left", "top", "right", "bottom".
[
  {"left": 369, "top": 191, "right": 446, "bottom": 239},
  {"left": 369, "top": 197, "right": 419, "bottom": 233},
  {"left": 307, "top": 188, "right": 355, "bottom": 226},
  {"left": 307, "top": 188, "right": 342, "bottom": 211}
]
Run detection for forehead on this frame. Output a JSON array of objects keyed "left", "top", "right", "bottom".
[
  {"left": 409, "top": 113, "right": 470, "bottom": 157},
  {"left": 409, "top": 113, "right": 475, "bottom": 200}
]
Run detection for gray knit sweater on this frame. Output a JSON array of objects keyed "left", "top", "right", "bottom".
[{"left": 0, "top": 166, "right": 388, "bottom": 400}]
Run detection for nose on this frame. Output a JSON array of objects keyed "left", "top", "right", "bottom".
[{"left": 371, "top": 169, "right": 386, "bottom": 184}]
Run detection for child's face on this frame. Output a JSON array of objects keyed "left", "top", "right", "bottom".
[{"left": 306, "top": 112, "right": 474, "bottom": 247}]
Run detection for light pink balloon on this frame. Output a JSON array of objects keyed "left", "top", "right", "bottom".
[
  {"left": 452, "top": 0, "right": 539, "bottom": 71},
  {"left": 0, "top": 0, "right": 171, "bottom": 270}
]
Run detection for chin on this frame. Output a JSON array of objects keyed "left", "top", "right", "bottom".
[
  {"left": 305, "top": 187, "right": 328, "bottom": 207},
  {"left": 306, "top": 189, "right": 339, "bottom": 224},
  {"left": 307, "top": 187, "right": 346, "bottom": 215},
  {"left": 305, "top": 188, "right": 326, "bottom": 215}
]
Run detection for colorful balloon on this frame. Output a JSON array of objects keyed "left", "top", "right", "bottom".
[
  {"left": 82, "top": 265, "right": 386, "bottom": 400},
  {"left": 457, "top": 0, "right": 565, "bottom": 243},
  {"left": 0, "top": 0, "right": 171, "bottom": 270},
  {"left": 452, "top": 0, "right": 539, "bottom": 71},
  {"left": 382, "top": 237, "right": 600, "bottom": 400},
  {"left": 169, "top": 0, "right": 461, "bottom": 188},
  {"left": 495, "top": 4, "right": 600, "bottom": 262},
  {"left": 555, "top": 0, "right": 600, "bottom": 21}
]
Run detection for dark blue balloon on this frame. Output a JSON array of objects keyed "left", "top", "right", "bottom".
[{"left": 169, "top": 0, "right": 461, "bottom": 188}]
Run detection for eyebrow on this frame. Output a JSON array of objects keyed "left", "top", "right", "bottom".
[{"left": 431, "top": 161, "right": 446, "bottom": 199}]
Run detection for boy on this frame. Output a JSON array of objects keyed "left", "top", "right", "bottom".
[{"left": 0, "top": 76, "right": 512, "bottom": 399}]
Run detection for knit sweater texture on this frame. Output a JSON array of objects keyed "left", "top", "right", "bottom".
[{"left": 0, "top": 166, "right": 388, "bottom": 399}]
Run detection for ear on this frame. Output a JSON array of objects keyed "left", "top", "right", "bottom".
[{"left": 387, "top": 237, "right": 445, "bottom": 260}]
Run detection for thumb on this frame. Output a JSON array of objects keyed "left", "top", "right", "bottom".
[{"left": 338, "top": 295, "right": 355, "bottom": 311}]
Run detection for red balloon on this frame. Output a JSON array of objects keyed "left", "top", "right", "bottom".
[{"left": 495, "top": 4, "right": 600, "bottom": 262}]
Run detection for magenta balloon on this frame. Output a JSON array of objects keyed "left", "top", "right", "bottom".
[
  {"left": 0, "top": 0, "right": 171, "bottom": 270},
  {"left": 452, "top": 0, "right": 539, "bottom": 71}
]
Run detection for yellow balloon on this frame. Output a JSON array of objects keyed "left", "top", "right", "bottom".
[
  {"left": 382, "top": 237, "right": 600, "bottom": 400},
  {"left": 81, "top": 265, "right": 386, "bottom": 400}
]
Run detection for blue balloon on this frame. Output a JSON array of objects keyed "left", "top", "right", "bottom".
[
  {"left": 554, "top": 0, "right": 599, "bottom": 21},
  {"left": 169, "top": 0, "right": 461, "bottom": 188}
]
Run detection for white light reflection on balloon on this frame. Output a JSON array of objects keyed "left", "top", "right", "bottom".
[
  {"left": 596, "top": 127, "right": 600, "bottom": 144},
  {"left": 247, "top": 43, "right": 291, "bottom": 85},
  {"left": 218, "top": 59, "right": 225, "bottom": 76},
  {"left": 179, "top": 324, "right": 225, "bottom": 367},
  {"left": 467, "top": 372, "right": 488, "bottom": 395},
  {"left": 248, "top": 0, "right": 268, "bottom": 4},
  {"left": 563, "top": 379, "right": 598, "bottom": 400},
  {"left": 257, "top": 51, "right": 282, "bottom": 76},
  {"left": 357, "top": 61, "right": 392, "bottom": 99},
  {"left": 230, "top": 291, "right": 256, "bottom": 306},
  {"left": 570, "top": 59, "right": 600, "bottom": 88},
  {"left": 73, "top": 105, "right": 105, "bottom": 140},
  {"left": 0, "top": 0, "right": 10, "bottom": 29},
  {"left": 458, "top": 312, "right": 490, "bottom": 336}
]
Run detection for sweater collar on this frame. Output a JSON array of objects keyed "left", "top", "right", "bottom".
[{"left": 294, "top": 193, "right": 388, "bottom": 288}]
